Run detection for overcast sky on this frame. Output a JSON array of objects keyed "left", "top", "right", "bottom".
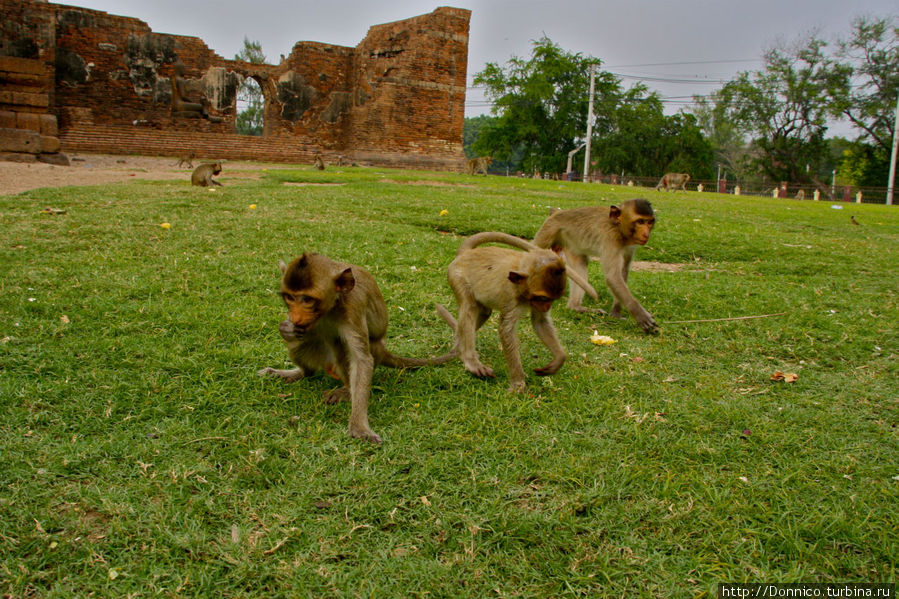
[{"left": 64, "top": 0, "right": 895, "bottom": 135}]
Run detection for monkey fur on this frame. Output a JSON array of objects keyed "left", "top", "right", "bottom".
[
  {"left": 191, "top": 162, "right": 223, "bottom": 187},
  {"left": 258, "top": 253, "right": 455, "bottom": 443},
  {"left": 435, "top": 232, "right": 597, "bottom": 393},
  {"left": 533, "top": 199, "right": 658, "bottom": 332}
]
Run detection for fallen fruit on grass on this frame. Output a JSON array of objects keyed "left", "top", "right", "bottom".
[
  {"left": 590, "top": 331, "right": 617, "bottom": 345},
  {"left": 770, "top": 371, "right": 798, "bottom": 383},
  {"left": 160, "top": 222, "right": 171, "bottom": 229}
]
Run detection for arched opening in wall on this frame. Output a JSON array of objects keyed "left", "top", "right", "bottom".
[{"left": 236, "top": 76, "right": 264, "bottom": 136}]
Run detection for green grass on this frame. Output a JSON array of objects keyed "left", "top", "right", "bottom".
[{"left": 1, "top": 165, "right": 896, "bottom": 597}]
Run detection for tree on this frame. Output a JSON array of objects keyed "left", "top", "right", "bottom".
[
  {"left": 719, "top": 36, "right": 848, "bottom": 191},
  {"left": 472, "top": 36, "right": 713, "bottom": 178},
  {"left": 234, "top": 37, "right": 266, "bottom": 136},
  {"left": 473, "top": 37, "right": 615, "bottom": 175},
  {"left": 691, "top": 93, "right": 755, "bottom": 183},
  {"left": 826, "top": 17, "right": 898, "bottom": 187}
]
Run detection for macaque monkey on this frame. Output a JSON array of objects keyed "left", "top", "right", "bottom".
[
  {"left": 655, "top": 173, "right": 690, "bottom": 192},
  {"left": 313, "top": 153, "right": 326, "bottom": 170},
  {"left": 435, "top": 232, "right": 598, "bottom": 393},
  {"left": 191, "top": 162, "right": 223, "bottom": 187},
  {"left": 794, "top": 189, "right": 805, "bottom": 200},
  {"left": 175, "top": 151, "right": 195, "bottom": 168},
  {"left": 258, "top": 253, "right": 455, "bottom": 443},
  {"left": 466, "top": 156, "right": 492, "bottom": 176},
  {"left": 533, "top": 199, "right": 658, "bottom": 333}
]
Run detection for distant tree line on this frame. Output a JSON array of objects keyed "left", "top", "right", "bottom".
[{"left": 464, "top": 16, "right": 897, "bottom": 194}]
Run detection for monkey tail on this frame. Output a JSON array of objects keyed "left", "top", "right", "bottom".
[
  {"left": 457, "top": 231, "right": 539, "bottom": 254},
  {"left": 378, "top": 349, "right": 459, "bottom": 369},
  {"left": 435, "top": 303, "right": 458, "bottom": 329}
]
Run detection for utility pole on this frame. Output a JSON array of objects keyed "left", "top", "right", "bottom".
[
  {"left": 887, "top": 91, "right": 898, "bottom": 206},
  {"left": 583, "top": 64, "right": 595, "bottom": 183}
]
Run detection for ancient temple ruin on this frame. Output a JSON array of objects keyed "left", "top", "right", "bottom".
[{"left": 0, "top": 0, "right": 470, "bottom": 169}]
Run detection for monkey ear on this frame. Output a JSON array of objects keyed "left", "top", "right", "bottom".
[
  {"left": 507, "top": 271, "right": 528, "bottom": 285},
  {"left": 335, "top": 267, "right": 356, "bottom": 294},
  {"left": 279, "top": 260, "right": 287, "bottom": 273},
  {"left": 609, "top": 205, "right": 622, "bottom": 223}
]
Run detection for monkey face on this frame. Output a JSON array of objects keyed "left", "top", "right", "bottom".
[
  {"left": 282, "top": 290, "right": 323, "bottom": 334},
  {"left": 629, "top": 216, "right": 655, "bottom": 245},
  {"left": 615, "top": 199, "right": 655, "bottom": 245}
]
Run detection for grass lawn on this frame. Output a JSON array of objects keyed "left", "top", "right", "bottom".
[{"left": 1, "top": 165, "right": 896, "bottom": 597}]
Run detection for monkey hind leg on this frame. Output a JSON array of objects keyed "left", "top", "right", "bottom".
[{"left": 257, "top": 366, "right": 305, "bottom": 383}]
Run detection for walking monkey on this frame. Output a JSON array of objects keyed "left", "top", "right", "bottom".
[
  {"left": 533, "top": 199, "right": 658, "bottom": 332},
  {"left": 436, "top": 232, "right": 597, "bottom": 393}
]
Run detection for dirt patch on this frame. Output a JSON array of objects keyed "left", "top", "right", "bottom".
[
  {"left": 380, "top": 179, "right": 475, "bottom": 188},
  {"left": 0, "top": 153, "right": 286, "bottom": 195}
]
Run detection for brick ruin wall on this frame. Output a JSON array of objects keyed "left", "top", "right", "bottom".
[{"left": 0, "top": 0, "right": 470, "bottom": 170}]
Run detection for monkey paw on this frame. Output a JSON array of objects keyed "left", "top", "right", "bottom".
[
  {"left": 507, "top": 381, "right": 527, "bottom": 394},
  {"left": 349, "top": 425, "right": 383, "bottom": 445},
  {"left": 534, "top": 360, "right": 564, "bottom": 376},
  {"left": 637, "top": 312, "right": 659, "bottom": 334},
  {"left": 323, "top": 387, "right": 351, "bottom": 404},
  {"left": 464, "top": 361, "right": 496, "bottom": 379}
]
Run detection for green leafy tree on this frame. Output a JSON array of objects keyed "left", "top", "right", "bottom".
[
  {"left": 826, "top": 17, "right": 898, "bottom": 187},
  {"left": 463, "top": 115, "right": 520, "bottom": 174},
  {"left": 720, "top": 36, "right": 849, "bottom": 191},
  {"left": 234, "top": 37, "right": 266, "bottom": 136},
  {"left": 594, "top": 95, "right": 714, "bottom": 179},
  {"left": 473, "top": 37, "right": 614, "bottom": 175},
  {"left": 473, "top": 36, "right": 713, "bottom": 178},
  {"left": 691, "top": 93, "right": 755, "bottom": 183}
]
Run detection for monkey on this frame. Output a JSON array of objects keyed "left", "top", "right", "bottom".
[
  {"left": 313, "top": 153, "right": 326, "bottom": 170},
  {"left": 466, "top": 156, "right": 492, "bottom": 176},
  {"left": 795, "top": 189, "right": 805, "bottom": 200},
  {"left": 175, "top": 151, "right": 195, "bottom": 168},
  {"left": 435, "top": 232, "right": 598, "bottom": 393},
  {"left": 851, "top": 215, "right": 860, "bottom": 226},
  {"left": 655, "top": 173, "right": 690, "bottom": 192},
  {"left": 191, "top": 162, "right": 223, "bottom": 187},
  {"left": 533, "top": 199, "right": 658, "bottom": 333},
  {"left": 258, "top": 253, "right": 456, "bottom": 443}
]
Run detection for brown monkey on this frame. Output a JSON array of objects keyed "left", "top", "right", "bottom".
[
  {"left": 191, "top": 162, "right": 223, "bottom": 187},
  {"left": 435, "top": 232, "right": 597, "bottom": 393},
  {"left": 258, "top": 253, "right": 455, "bottom": 443},
  {"left": 466, "top": 156, "right": 492, "bottom": 176},
  {"left": 313, "top": 153, "right": 326, "bottom": 170},
  {"left": 533, "top": 199, "right": 658, "bottom": 333},
  {"left": 655, "top": 173, "right": 690, "bottom": 191},
  {"left": 175, "top": 151, "right": 195, "bottom": 168}
]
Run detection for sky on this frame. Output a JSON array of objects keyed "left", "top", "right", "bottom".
[{"left": 62, "top": 0, "right": 895, "bottom": 137}]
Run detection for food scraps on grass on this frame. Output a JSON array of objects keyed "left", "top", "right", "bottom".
[{"left": 590, "top": 331, "right": 617, "bottom": 345}]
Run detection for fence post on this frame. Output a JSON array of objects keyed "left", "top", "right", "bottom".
[
  {"left": 856, "top": 191, "right": 863, "bottom": 204},
  {"left": 734, "top": 185, "right": 741, "bottom": 196},
  {"left": 778, "top": 182, "right": 788, "bottom": 198},
  {"left": 813, "top": 189, "right": 820, "bottom": 201}
]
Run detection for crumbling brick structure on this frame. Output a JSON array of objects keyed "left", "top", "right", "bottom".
[{"left": 0, "top": 0, "right": 470, "bottom": 169}]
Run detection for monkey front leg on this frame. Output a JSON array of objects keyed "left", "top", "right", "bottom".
[
  {"left": 498, "top": 311, "right": 527, "bottom": 393},
  {"left": 531, "top": 311, "right": 566, "bottom": 376},
  {"left": 603, "top": 262, "right": 657, "bottom": 333},
  {"left": 257, "top": 320, "right": 308, "bottom": 382},
  {"left": 344, "top": 339, "right": 382, "bottom": 444}
]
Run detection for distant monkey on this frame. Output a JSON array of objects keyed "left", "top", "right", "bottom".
[
  {"left": 533, "top": 199, "right": 658, "bottom": 333},
  {"left": 175, "top": 152, "right": 195, "bottom": 168},
  {"left": 436, "top": 232, "right": 597, "bottom": 393},
  {"left": 313, "top": 153, "right": 326, "bottom": 170},
  {"left": 466, "top": 156, "right": 492, "bottom": 176},
  {"left": 655, "top": 173, "right": 690, "bottom": 192},
  {"left": 191, "top": 162, "right": 223, "bottom": 187},
  {"left": 795, "top": 189, "right": 805, "bottom": 200},
  {"left": 258, "top": 253, "right": 455, "bottom": 443},
  {"left": 850, "top": 215, "right": 860, "bottom": 226}
]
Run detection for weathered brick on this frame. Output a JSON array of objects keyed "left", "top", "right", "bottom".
[
  {"left": 40, "top": 135, "right": 61, "bottom": 152},
  {"left": 0, "top": 127, "right": 41, "bottom": 153},
  {"left": 17, "top": 111, "right": 41, "bottom": 132},
  {"left": 1, "top": 0, "right": 469, "bottom": 169}
]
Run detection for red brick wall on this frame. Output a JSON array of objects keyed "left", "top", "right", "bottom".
[{"left": 0, "top": 0, "right": 470, "bottom": 170}]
